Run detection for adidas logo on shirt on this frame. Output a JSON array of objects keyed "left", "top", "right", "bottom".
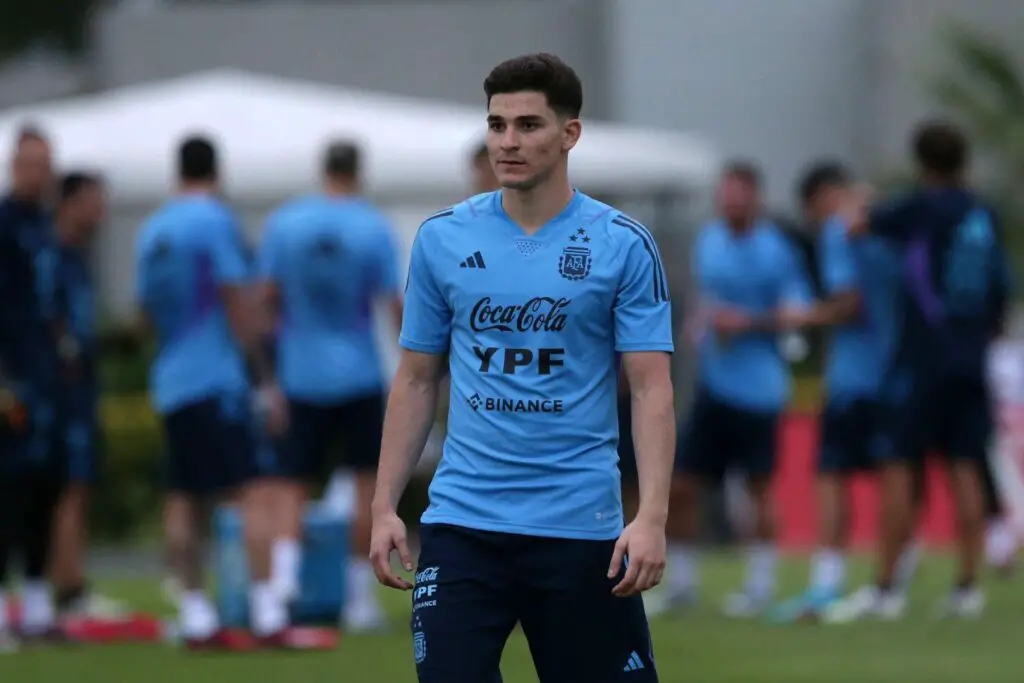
[{"left": 459, "top": 251, "right": 486, "bottom": 269}]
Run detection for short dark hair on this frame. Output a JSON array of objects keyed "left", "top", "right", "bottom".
[
  {"left": 912, "top": 119, "right": 969, "bottom": 177},
  {"left": 484, "top": 53, "right": 583, "bottom": 119},
  {"left": 797, "top": 161, "right": 850, "bottom": 205},
  {"left": 59, "top": 172, "right": 101, "bottom": 203},
  {"left": 178, "top": 135, "right": 218, "bottom": 182},
  {"left": 323, "top": 141, "right": 360, "bottom": 178},
  {"left": 721, "top": 159, "right": 763, "bottom": 188}
]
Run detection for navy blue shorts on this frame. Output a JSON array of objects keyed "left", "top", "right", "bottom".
[
  {"left": 617, "top": 396, "right": 637, "bottom": 483},
  {"left": 819, "top": 399, "right": 882, "bottom": 473},
  {"left": 280, "top": 393, "right": 384, "bottom": 479},
  {"left": 675, "top": 390, "right": 778, "bottom": 480},
  {"left": 412, "top": 524, "right": 658, "bottom": 683},
  {"left": 161, "top": 394, "right": 257, "bottom": 496},
  {"left": 881, "top": 374, "right": 992, "bottom": 463}
]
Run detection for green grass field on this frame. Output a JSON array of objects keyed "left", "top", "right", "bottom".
[{"left": 1, "top": 553, "right": 1020, "bottom": 683}]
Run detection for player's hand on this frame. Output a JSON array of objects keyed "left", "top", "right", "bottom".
[
  {"left": 711, "top": 309, "right": 752, "bottom": 340},
  {"left": 608, "top": 516, "right": 666, "bottom": 597},
  {"left": 256, "top": 382, "right": 289, "bottom": 437},
  {"left": 369, "top": 509, "right": 414, "bottom": 590}
]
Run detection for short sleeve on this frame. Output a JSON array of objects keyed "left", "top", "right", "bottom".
[
  {"left": 372, "top": 225, "right": 401, "bottom": 297},
  {"left": 208, "top": 211, "right": 249, "bottom": 285},
  {"left": 613, "top": 230, "right": 674, "bottom": 353},
  {"left": 399, "top": 227, "right": 450, "bottom": 353},
  {"left": 257, "top": 214, "right": 285, "bottom": 281},
  {"left": 819, "top": 219, "right": 858, "bottom": 295},
  {"left": 774, "top": 234, "right": 814, "bottom": 306}
]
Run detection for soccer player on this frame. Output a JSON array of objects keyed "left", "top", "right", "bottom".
[
  {"left": 370, "top": 53, "right": 674, "bottom": 682},
  {"left": 42, "top": 173, "right": 125, "bottom": 618},
  {"left": 257, "top": 140, "right": 403, "bottom": 632},
  {"left": 843, "top": 120, "right": 1010, "bottom": 618},
  {"left": 0, "top": 126, "right": 61, "bottom": 646},
  {"left": 769, "top": 162, "right": 925, "bottom": 620},
  {"left": 135, "top": 136, "right": 284, "bottom": 647},
  {"left": 666, "top": 162, "right": 812, "bottom": 617}
]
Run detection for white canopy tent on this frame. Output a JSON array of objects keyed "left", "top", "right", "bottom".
[
  {"left": 0, "top": 68, "right": 716, "bottom": 204},
  {"left": 0, "top": 70, "right": 717, "bottom": 471},
  {"left": 0, "top": 70, "right": 716, "bottom": 386}
]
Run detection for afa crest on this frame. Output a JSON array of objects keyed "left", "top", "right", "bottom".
[
  {"left": 413, "top": 631, "right": 427, "bottom": 664},
  {"left": 558, "top": 246, "right": 592, "bottom": 281}
]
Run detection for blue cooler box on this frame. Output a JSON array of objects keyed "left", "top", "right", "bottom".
[{"left": 214, "top": 505, "right": 349, "bottom": 627}]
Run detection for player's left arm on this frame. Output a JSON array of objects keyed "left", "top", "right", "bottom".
[
  {"left": 785, "top": 219, "right": 861, "bottom": 329},
  {"left": 611, "top": 229, "right": 675, "bottom": 596},
  {"left": 210, "top": 213, "right": 275, "bottom": 384}
]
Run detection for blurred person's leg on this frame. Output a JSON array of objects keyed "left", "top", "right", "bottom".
[
  {"left": 980, "top": 453, "right": 1016, "bottom": 573},
  {"left": 267, "top": 399, "right": 329, "bottom": 609},
  {"left": 933, "top": 379, "right": 989, "bottom": 617},
  {"left": 18, "top": 465, "right": 63, "bottom": 637},
  {"left": 772, "top": 400, "right": 861, "bottom": 620},
  {"left": 239, "top": 442, "right": 286, "bottom": 640},
  {"left": 721, "top": 407, "right": 778, "bottom": 618},
  {"left": 162, "top": 397, "right": 236, "bottom": 645},
  {"left": 666, "top": 391, "right": 723, "bottom": 607},
  {"left": 0, "top": 461, "right": 20, "bottom": 640},
  {"left": 51, "top": 412, "right": 106, "bottom": 616},
  {"left": 336, "top": 393, "right": 387, "bottom": 632}
]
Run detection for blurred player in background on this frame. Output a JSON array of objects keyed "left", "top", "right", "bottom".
[
  {"left": 43, "top": 173, "right": 125, "bottom": 619},
  {"left": 667, "top": 162, "right": 812, "bottom": 617},
  {"left": 771, "top": 162, "right": 923, "bottom": 620},
  {"left": 371, "top": 53, "right": 673, "bottom": 682},
  {"left": 471, "top": 140, "right": 500, "bottom": 194},
  {"left": 135, "top": 136, "right": 283, "bottom": 647},
  {"left": 0, "top": 126, "right": 60, "bottom": 647},
  {"left": 258, "top": 140, "right": 402, "bottom": 633},
  {"left": 840, "top": 121, "right": 1011, "bottom": 619}
]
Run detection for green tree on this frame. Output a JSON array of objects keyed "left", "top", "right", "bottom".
[
  {"left": 0, "top": 0, "right": 97, "bottom": 61},
  {"left": 926, "top": 23, "right": 1024, "bottom": 278}
]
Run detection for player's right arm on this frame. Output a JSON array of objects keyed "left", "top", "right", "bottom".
[
  {"left": 371, "top": 220, "right": 451, "bottom": 590},
  {"left": 782, "top": 218, "right": 862, "bottom": 330}
]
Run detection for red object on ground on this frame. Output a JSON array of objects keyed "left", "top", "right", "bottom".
[
  {"left": 5, "top": 601, "right": 165, "bottom": 643},
  {"left": 775, "top": 413, "right": 956, "bottom": 551}
]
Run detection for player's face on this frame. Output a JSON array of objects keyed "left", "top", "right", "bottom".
[
  {"left": 717, "top": 174, "right": 759, "bottom": 226},
  {"left": 486, "top": 91, "right": 580, "bottom": 191},
  {"left": 804, "top": 183, "right": 846, "bottom": 226},
  {"left": 78, "top": 183, "right": 107, "bottom": 234},
  {"left": 12, "top": 138, "right": 53, "bottom": 201}
]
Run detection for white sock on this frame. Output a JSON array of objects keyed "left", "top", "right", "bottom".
[
  {"left": 895, "top": 540, "right": 922, "bottom": 593},
  {"left": 345, "top": 558, "right": 380, "bottom": 614},
  {"left": 745, "top": 543, "right": 777, "bottom": 601},
  {"left": 249, "top": 582, "right": 288, "bottom": 636},
  {"left": 271, "top": 537, "right": 301, "bottom": 598},
  {"left": 20, "top": 581, "right": 54, "bottom": 634},
  {"left": 986, "top": 518, "right": 1017, "bottom": 565},
  {"left": 810, "top": 548, "right": 846, "bottom": 594},
  {"left": 179, "top": 590, "right": 219, "bottom": 640},
  {"left": 668, "top": 544, "right": 698, "bottom": 595}
]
